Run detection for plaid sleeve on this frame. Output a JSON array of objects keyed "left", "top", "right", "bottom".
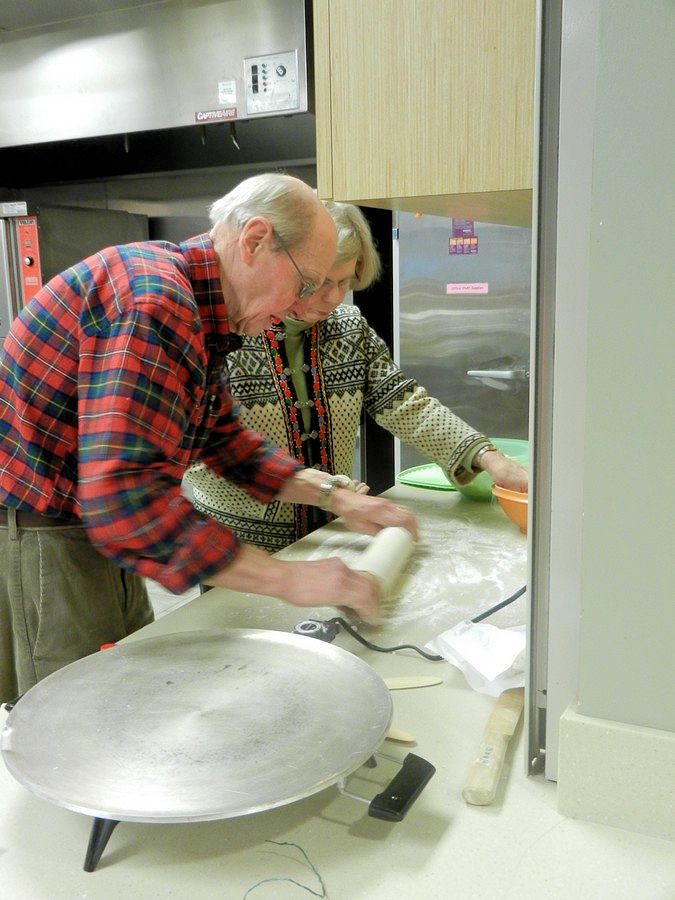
[
  {"left": 76, "top": 303, "right": 296, "bottom": 593},
  {"left": 197, "top": 372, "right": 300, "bottom": 501}
]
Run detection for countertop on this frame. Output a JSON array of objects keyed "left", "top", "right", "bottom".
[{"left": 1, "top": 485, "right": 672, "bottom": 899}]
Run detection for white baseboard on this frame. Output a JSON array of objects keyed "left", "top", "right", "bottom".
[{"left": 557, "top": 702, "right": 675, "bottom": 839}]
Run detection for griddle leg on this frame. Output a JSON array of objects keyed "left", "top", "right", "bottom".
[{"left": 83, "top": 817, "right": 119, "bottom": 872}]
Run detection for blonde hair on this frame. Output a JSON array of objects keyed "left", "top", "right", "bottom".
[
  {"left": 324, "top": 201, "right": 382, "bottom": 291},
  {"left": 209, "top": 173, "right": 319, "bottom": 248}
]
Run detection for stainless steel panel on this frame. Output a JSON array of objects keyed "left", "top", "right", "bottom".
[
  {"left": 0, "top": 0, "right": 309, "bottom": 147},
  {"left": 35, "top": 205, "right": 149, "bottom": 282},
  {"left": 0, "top": 1, "right": 163, "bottom": 33},
  {"left": 1, "top": 629, "right": 392, "bottom": 823},
  {"left": 0, "top": 220, "right": 17, "bottom": 341},
  {"left": 396, "top": 212, "right": 531, "bottom": 473},
  {"left": 1, "top": 205, "right": 149, "bottom": 341}
]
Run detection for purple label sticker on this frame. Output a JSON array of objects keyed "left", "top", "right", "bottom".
[{"left": 449, "top": 218, "right": 478, "bottom": 254}]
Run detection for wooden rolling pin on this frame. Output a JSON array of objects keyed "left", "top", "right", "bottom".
[
  {"left": 348, "top": 526, "right": 415, "bottom": 597},
  {"left": 462, "top": 687, "right": 525, "bottom": 806}
]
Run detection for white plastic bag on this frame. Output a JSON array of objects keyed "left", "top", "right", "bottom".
[{"left": 426, "top": 621, "right": 526, "bottom": 697}]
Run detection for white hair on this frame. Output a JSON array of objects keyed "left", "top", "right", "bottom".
[{"left": 209, "top": 173, "right": 319, "bottom": 248}]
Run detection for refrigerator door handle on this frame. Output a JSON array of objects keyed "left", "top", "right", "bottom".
[{"left": 466, "top": 368, "right": 530, "bottom": 381}]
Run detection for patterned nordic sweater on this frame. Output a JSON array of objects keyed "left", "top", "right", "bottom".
[{"left": 186, "top": 304, "right": 486, "bottom": 553}]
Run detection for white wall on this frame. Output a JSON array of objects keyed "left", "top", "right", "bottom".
[
  {"left": 537, "top": 0, "right": 599, "bottom": 782},
  {"left": 551, "top": 0, "right": 675, "bottom": 838},
  {"left": 575, "top": 0, "right": 674, "bottom": 732}
]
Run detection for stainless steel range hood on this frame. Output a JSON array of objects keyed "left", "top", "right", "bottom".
[
  {"left": 0, "top": 0, "right": 311, "bottom": 149},
  {"left": 0, "top": 1, "right": 165, "bottom": 33}
]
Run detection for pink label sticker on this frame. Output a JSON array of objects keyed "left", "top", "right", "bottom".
[{"left": 446, "top": 282, "right": 489, "bottom": 295}]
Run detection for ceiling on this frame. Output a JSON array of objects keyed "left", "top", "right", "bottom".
[{"left": 0, "top": 1, "right": 170, "bottom": 32}]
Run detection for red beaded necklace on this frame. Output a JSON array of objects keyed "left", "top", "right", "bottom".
[
  {"left": 265, "top": 322, "right": 331, "bottom": 471},
  {"left": 265, "top": 322, "right": 333, "bottom": 538}
]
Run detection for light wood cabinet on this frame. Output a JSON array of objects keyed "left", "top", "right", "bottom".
[{"left": 313, "top": 0, "right": 536, "bottom": 225}]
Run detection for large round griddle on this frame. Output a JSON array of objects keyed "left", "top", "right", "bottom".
[{"left": 1, "top": 629, "right": 393, "bottom": 823}]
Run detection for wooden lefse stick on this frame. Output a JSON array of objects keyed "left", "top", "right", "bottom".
[
  {"left": 461, "top": 687, "right": 525, "bottom": 806},
  {"left": 384, "top": 676, "right": 443, "bottom": 690},
  {"left": 386, "top": 726, "right": 416, "bottom": 743}
]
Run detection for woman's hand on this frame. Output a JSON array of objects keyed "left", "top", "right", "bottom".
[
  {"left": 477, "top": 450, "right": 528, "bottom": 493},
  {"left": 332, "top": 474, "right": 370, "bottom": 495}
]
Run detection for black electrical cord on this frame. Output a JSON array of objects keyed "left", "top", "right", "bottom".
[
  {"left": 329, "top": 617, "right": 445, "bottom": 661},
  {"left": 470, "top": 585, "right": 527, "bottom": 624},
  {"left": 324, "top": 584, "right": 527, "bottom": 661}
]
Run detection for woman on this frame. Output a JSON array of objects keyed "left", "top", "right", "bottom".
[{"left": 185, "top": 202, "right": 527, "bottom": 553}]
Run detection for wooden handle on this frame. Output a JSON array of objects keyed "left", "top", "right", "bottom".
[
  {"left": 383, "top": 676, "right": 443, "bottom": 690},
  {"left": 386, "top": 726, "right": 416, "bottom": 743},
  {"left": 462, "top": 688, "right": 524, "bottom": 806}
]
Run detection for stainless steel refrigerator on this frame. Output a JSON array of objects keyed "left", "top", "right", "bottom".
[{"left": 393, "top": 211, "right": 531, "bottom": 474}]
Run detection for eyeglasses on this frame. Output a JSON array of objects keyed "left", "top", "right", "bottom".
[{"left": 273, "top": 230, "right": 317, "bottom": 299}]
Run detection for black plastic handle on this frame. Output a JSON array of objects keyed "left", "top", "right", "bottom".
[{"left": 368, "top": 753, "right": 436, "bottom": 821}]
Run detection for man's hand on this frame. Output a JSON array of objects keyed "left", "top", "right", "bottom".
[
  {"left": 330, "top": 489, "right": 418, "bottom": 541},
  {"left": 278, "top": 468, "right": 418, "bottom": 540},
  {"left": 275, "top": 558, "right": 381, "bottom": 623},
  {"left": 204, "top": 545, "right": 382, "bottom": 623}
]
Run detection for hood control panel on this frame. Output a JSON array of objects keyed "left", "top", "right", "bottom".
[{"left": 245, "top": 50, "right": 299, "bottom": 115}]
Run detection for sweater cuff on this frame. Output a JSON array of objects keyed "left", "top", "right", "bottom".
[{"left": 448, "top": 439, "right": 491, "bottom": 486}]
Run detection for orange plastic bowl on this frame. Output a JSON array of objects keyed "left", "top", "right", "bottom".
[{"left": 491, "top": 484, "right": 528, "bottom": 534}]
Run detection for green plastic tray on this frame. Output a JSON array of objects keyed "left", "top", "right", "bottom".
[
  {"left": 396, "top": 463, "right": 456, "bottom": 492},
  {"left": 396, "top": 438, "right": 528, "bottom": 501}
]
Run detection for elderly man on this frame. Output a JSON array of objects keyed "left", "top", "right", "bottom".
[{"left": 0, "top": 174, "right": 416, "bottom": 702}]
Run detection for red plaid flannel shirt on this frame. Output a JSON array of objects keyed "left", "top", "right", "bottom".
[{"left": 0, "top": 234, "right": 299, "bottom": 592}]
